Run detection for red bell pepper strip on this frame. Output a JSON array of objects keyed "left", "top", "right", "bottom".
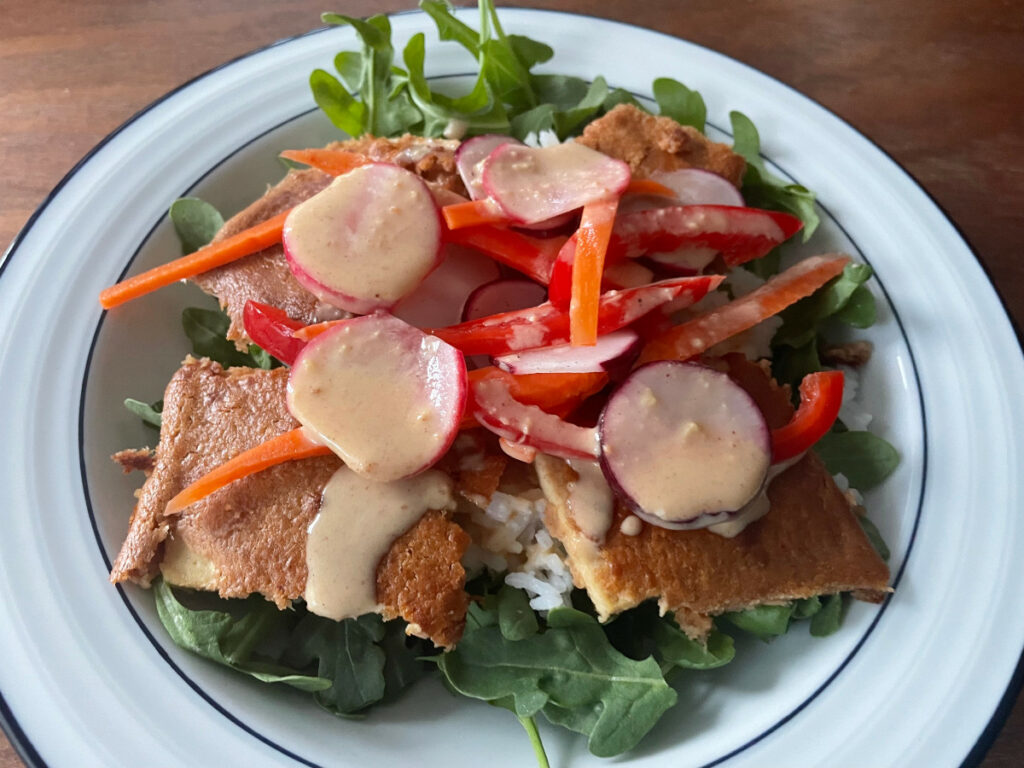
[
  {"left": 279, "top": 148, "right": 371, "bottom": 176},
  {"left": 549, "top": 236, "right": 654, "bottom": 311},
  {"left": 444, "top": 225, "right": 564, "bottom": 284},
  {"left": 623, "top": 178, "right": 677, "bottom": 198},
  {"left": 570, "top": 198, "right": 619, "bottom": 346},
  {"left": 639, "top": 255, "right": 850, "bottom": 364},
  {"left": 771, "top": 371, "right": 845, "bottom": 463},
  {"left": 430, "top": 274, "right": 722, "bottom": 357},
  {"left": 460, "top": 366, "right": 608, "bottom": 430},
  {"left": 608, "top": 205, "right": 803, "bottom": 267},
  {"left": 242, "top": 301, "right": 308, "bottom": 366}
]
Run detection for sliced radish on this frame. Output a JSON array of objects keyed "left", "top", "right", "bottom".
[
  {"left": 498, "top": 437, "right": 537, "bottom": 463},
  {"left": 461, "top": 279, "right": 548, "bottom": 322},
  {"left": 456, "top": 134, "right": 518, "bottom": 200},
  {"left": 287, "top": 313, "right": 466, "bottom": 482},
  {"left": 471, "top": 375, "right": 600, "bottom": 460},
  {"left": 645, "top": 246, "right": 719, "bottom": 276},
  {"left": 393, "top": 245, "right": 501, "bottom": 328},
  {"left": 598, "top": 361, "right": 770, "bottom": 529},
  {"left": 650, "top": 168, "right": 744, "bottom": 207},
  {"left": 481, "top": 142, "right": 631, "bottom": 225},
  {"left": 494, "top": 329, "right": 640, "bottom": 378},
  {"left": 283, "top": 164, "right": 443, "bottom": 314}
]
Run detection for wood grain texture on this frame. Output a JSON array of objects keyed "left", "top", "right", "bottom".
[{"left": 1, "top": 0, "right": 1021, "bottom": 765}]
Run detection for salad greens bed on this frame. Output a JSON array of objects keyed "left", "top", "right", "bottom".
[{"left": 125, "top": 1, "right": 899, "bottom": 762}]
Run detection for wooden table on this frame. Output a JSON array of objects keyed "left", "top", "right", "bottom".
[{"left": 1, "top": 1, "right": 1021, "bottom": 765}]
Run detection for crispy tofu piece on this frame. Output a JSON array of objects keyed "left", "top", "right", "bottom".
[
  {"left": 109, "top": 357, "right": 469, "bottom": 648},
  {"left": 535, "top": 356, "right": 890, "bottom": 639},
  {"left": 192, "top": 135, "right": 465, "bottom": 347},
  {"left": 577, "top": 104, "right": 746, "bottom": 186}
]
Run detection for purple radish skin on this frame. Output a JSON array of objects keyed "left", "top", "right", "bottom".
[
  {"left": 455, "top": 135, "right": 519, "bottom": 200},
  {"left": 461, "top": 278, "right": 548, "bottom": 322},
  {"left": 598, "top": 361, "right": 770, "bottom": 528},
  {"left": 494, "top": 329, "right": 641, "bottom": 377},
  {"left": 393, "top": 245, "right": 501, "bottom": 328}
]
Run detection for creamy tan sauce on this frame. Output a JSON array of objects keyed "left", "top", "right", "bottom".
[
  {"left": 602, "top": 366, "right": 771, "bottom": 524},
  {"left": 304, "top": 467, "right": 454, "bottom": 621},
  {"left": 288, "top": 317, "right": 457, "bottom": 482},
  {"left": 619, "top": 515, "right": 643, "bottom": 536},
  {"left": 706, "top": 454, "right": 803, "bottom": 538},
  {"left": 284, "top": 165, "right": 440, "bottom": 312},
  {"left": 566, "top": 459, "right": 615, "bottom": 542}
]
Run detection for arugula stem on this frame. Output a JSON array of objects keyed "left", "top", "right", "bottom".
[{"left": 517, "top": 715, "right": 550, "bottom": 768}]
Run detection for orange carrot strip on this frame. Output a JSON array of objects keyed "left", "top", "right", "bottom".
[
  {"left": 638, "top": 254, "right": 851, "bottom": 364},
  {"left": 99, "top": 210, "right": 290, "bottom": 309},
  {"left": 293, "top": 318, "right": 345, "bottom": 342},
  {"left": 164, "top": 428, "right": 332, "bottom": 515},
  {"left": 442, "top": 199, "right": 508, "bottom": 230},
  {"left": 279, "top": 148, "right": 371, "bottom": 177},
  {"left": 624, "top": 178, "right": 677, "bottom": 198},
  {"left": 569, "top": 198, "right": 619, "bottom": 346}
]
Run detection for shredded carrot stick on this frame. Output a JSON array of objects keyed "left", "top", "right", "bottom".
[
  {"left": 623, "top": 178, "right": 677, "bottom": 198},
  {"left": 638, "top": 254, "right": 851, "bottom": 364},
  {"left": 279, "top": 148, "right": 371, "bottom": 177},
  {"left": 569, "top": 198, "right": 619, "bottom": 346},
  {"left": 442, "top": 199, "right": 508, "bottom": 230},
  {"left": 99, "top": 210, "right": 290, "bottom": 309},
  {"left": 293, "top": 318, "right": 345, "bottom": 342},
  {"left": 164, "top": 428, "right": 332, "bottom": 515}
]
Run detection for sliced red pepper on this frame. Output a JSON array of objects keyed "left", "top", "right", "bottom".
[
  {"left": 570, "top": 198, "right": 619, "bottom": 346},
  {"left": 771, "top": 371, "right": 845, "bottom": 463},
  {"left": 549, "top": 236, "right": 654, "bottom": 311},
  {"left": 444, "top": 225, "right": 564, "bottom": 284},
  {"left": 460, "top": 366, "right": 608, "bottom": 430},
  {"left": 608, "top": 205, "right": 803, "bottom": 267},
  {"left": 430, "top": 275, "right": 722, "bottom": 357},
  {"left": 242, "top": 301, "right": 308, "bottom": 366}
]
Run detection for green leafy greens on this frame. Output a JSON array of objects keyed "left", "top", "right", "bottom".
[
  {"left": 154, "top": 579, "right": 434, "bottom": 714},
  {"left": 123, "top": 397, "right": 163, "bottom": 428}
]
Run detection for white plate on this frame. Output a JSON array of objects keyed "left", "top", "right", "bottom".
[{"left": 1, "top": 8, "right": 1022, "bottom": 767}]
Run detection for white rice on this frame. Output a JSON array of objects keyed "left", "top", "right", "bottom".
[
  {"left": 837, "top": 364, "right": 873, "bottom": 431},
  {"left": 461, "top": 489, "right": 574, "bottom": 612},
  {"left": 523, "top": 129, "right": 560, "bottom": 148},
  {"left": 832, "top": 472, "right": 865, "bottom": 507}
]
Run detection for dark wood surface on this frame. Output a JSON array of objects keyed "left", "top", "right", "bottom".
[{"left": 1, "top": 1, "right": 1021, "bottom": 765}]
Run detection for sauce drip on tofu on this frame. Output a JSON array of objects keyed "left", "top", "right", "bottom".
[
  {"left": 566, "top": 458, "right": 615, "bottom": 541},
  {"left": 304, "top": 466, "right": 455, "bottom": 621}
]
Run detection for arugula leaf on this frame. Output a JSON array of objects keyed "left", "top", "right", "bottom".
[
  {"left": 721, "top": 604, "right": 794, "bottom": 641},
  {"left": 310, "top": 68, "right": 367, "bottom": 137},
  {"left": 153, "top": 579, "right": 330, "bottom": 691},
  {"left": 654, "top": 619, "right": 734, "bottom": 671},
  {"left": 603, "top": 87, "right": 643, "bottom": 112},
  {"left": 776, "top": 263, "right": 875, "bottom": 347},
  {"left": 181, "top": 307, "right": 269, "bottom": 369},
  {"left": 508, "top": 35, "right": 553, "bottom": 69},
  {"left": 792, "top": 596, "right": 822, "bottom": 620},
  {"left": 333, "top": 50, "right": 364, "bottom": 91},
  {"left": 124, "top": 398, "right": 162, "bottom": 428},
  {"left": 653, "top": 77, "right": 706, "bottom": 132},
  {"left": 857, "top": 513, "right": 891, "bottom": 561},
  {"left": 771, "top": 339, "right": 822, "bottom": 393},
  {"left": 554, "top": 77, "right": 608, "bottom": 138},
  {"left": 510, "top": 104, "right": 556, "bottom": 141},
  {"left": 730, "top": 110, "right": 819, "bottom": 240},
  {"left": 419, "top": 0, "right": 481, "bottom": 55},
  {"left": 810, "top": 594, "right": 844, "bottom": 637},
  {"left": 814, "top": 430, "right": 900, "bottom": 490},
  {"left": 436, "top": 606, "right": 676, "bottom": 757},
  {"left": 169, "top": 197, "right": 224, "bottom": 255},
  {"left": 835, "top": 284, "right": 877, "bottom": 327},
  {"left": 497, "top": 584, "right": 539, "bottom": 640}
]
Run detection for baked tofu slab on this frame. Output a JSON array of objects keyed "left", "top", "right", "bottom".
[{"left": 110, "top": 357, "right": 469, "bottom": 648}]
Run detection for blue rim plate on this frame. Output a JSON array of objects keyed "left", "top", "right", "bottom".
[{"left": 1, "top": 9, "right": 1021, "bottom": 767}]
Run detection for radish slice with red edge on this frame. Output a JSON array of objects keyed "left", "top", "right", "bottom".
[
  {"left": 645, "top": 246, "right": 719, "bottom": 276},
  {"left": 598, "top": 361, "right": 770, "bottom": 529},
  {"left": 494, "top": 329, "right": 640, "bottom": 378},
  {"left": 462, "top": 278, "right": 548, "bottom": 322},
  {"left": 393, "top": 245, "right": 502, "bottom": 328},
  {"left": 481, "top": 142, "right": 631, "bottom": 224},
  {"left": 287, "top": 313, "right": 466, "bottom": 482},
  {"left": 471, "top": 375, "right": 600, "bottom": 460},
  {"left": 283, "top": 164, "right": 442, "bottom": 314},
  {"left": 650, "top": 168, "right": 744, "bottom": 207},
  {"left": 456, "top": 135, "right": 518, "bottom": 200}
]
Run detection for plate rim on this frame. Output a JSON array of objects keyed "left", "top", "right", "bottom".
[{"left": 1, "top": 7, "right": 1021, "bottom": 768}]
